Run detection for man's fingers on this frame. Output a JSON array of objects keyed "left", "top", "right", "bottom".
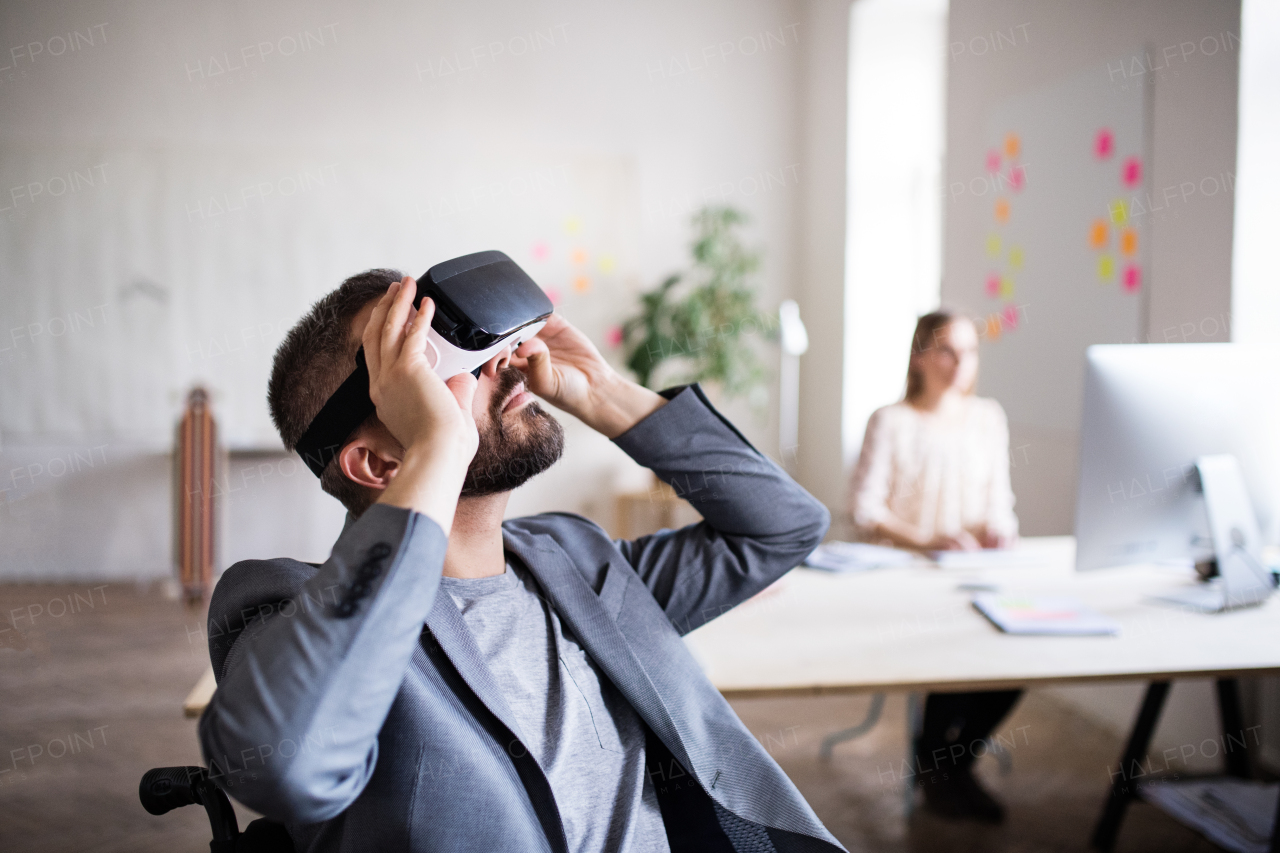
[
  {"left": 406, "top": 297, "right": 434, "bottom": 365},
  {"left": 363, "top": 281, "right": 401, "bottom": 386},
  {"left": 444, "top": 371, "right": 479, "bottom": 418},
  {"left": 381, "top": 276, "right": 416, "bottom": 370},
  {"left": 537, "top": 313, "right": 570, "bottom": 338}
]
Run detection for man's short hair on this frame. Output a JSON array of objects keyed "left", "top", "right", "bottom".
[{"left": 268, "top": 269, "right": 401, "bottom": 515}]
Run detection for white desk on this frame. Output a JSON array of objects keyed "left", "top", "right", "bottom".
[
  {"left": 685, "top": 536, "right": 1280, "bottom": 696},
  {"left": 684, "top": 536, "right": 1280, "bottom": 850}
]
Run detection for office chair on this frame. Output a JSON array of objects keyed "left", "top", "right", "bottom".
[{"left": 139, "top": 765, "right": 294, "bottom": 852}]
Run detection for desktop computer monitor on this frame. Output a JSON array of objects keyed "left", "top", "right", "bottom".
[{"left": 1073, "top": 343, "right": 1280, "bottom": 578}]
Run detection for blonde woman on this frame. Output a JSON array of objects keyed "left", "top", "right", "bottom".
[{"left": 848, "top": 310, "right": 1020, "bottom": 822}]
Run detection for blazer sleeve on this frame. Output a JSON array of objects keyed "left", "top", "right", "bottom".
[
  {"left": 198, "top": 503, "right": 448, "bottom": 823},
  {"left": 610, "top": 384, "right": 830, "bottom": 634}
]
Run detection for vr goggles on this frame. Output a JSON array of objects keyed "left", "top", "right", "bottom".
[{"left": 294, "top": 250, "right": 553, "bottom": 477}]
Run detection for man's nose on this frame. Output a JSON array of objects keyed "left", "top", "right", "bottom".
[{"left": 479, "top": 345, "right": 514, "bottom": 378}]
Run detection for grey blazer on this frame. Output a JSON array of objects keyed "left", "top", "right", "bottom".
[{"left": 200, "top": 385, "right": 844, "bottom": 853}]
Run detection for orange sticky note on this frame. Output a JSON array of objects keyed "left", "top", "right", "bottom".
[
  {"left": 1120, "top": 228, "right": 1138, "bottom": 256},
  {"left": 994, "top": 198, "right": 1010, "bottom": 224},
  {"left": 571, "top": 248, "right": 587, "bottom": 265},
  {"left": 1089, "top": 219, "right": 1109, "bottom": 249},
  {"left": 573, "top": 275, "right": 591, "bottom": 292},
  {"left": 1004, "top": 132, "right": 1020, "bottom": 159}
]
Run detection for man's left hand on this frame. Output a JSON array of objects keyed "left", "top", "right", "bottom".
[{"left": 511, "top": 313, "right": 665, "bottom": 438}]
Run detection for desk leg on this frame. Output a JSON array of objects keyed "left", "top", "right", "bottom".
[
  {"left": 1215, "top": 678, "right": 1251, "bottom": 779},
  {"left": 1090, "top": 680, "right": 1171, "bottom": 852},
  {"left": 1271, "top": 784, "right": 1280, "bottom": 853}
]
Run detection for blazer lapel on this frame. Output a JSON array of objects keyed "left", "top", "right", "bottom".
[
  {"left": 502, "top": 528, "right": 694, "bottom": 773},
  {"left": 422, "top": 587, "right": 528, "bottom": 746}
]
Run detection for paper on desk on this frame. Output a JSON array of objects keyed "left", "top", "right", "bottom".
[
  {"left": 1140, "top": 778, "right": 1277, "bottom": 853},
  {"left": 929, "top": 548, "right": 1046, "bottom": 569},
  {"left": 804, "top": 541, "right": 916, "bottom": 572},
  {"left": 972, "top": 593, "right": 1120, "bottom": 635}
]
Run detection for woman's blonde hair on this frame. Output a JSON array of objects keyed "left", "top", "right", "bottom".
[{"left": 904, "top": 310, "right": 978, "bottom": 402}]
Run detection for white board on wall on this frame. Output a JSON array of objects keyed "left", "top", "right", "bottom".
[
  {"left": 956, "top": 55, "right": 1150, "bottom": 430},
  {"left": 0, "top": 145, "right": 640, "bottom": 449}
]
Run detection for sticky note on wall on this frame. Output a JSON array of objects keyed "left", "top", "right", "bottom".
[
  {"left": 1098, "top": 255, "right": 1115, "bottom": 281},
  {"left": 1089, "top": 220, "right": 1109, "bottom": 249}
]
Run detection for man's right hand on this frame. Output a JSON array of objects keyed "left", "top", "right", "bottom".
[{"left": 364, "top": 276, "right": 478, "bottom": 533}]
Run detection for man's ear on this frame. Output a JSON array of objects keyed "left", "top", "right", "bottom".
[{"left": 337, "top": 425, "right": 402, "bottom": 491}]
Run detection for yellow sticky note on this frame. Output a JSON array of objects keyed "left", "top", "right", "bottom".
[
  {"left": 597, "top": 254, "right": 616, "bottom": 273},
  {"left": 1008, "top": 246, "right": 1024, "bottom": 270},
  {"left": 985, "top": 234, "right": 1001, "bottom": 258},
  {"left": 1098, "top": 254, "right": 1115, "bottom": 281},
  {"left": 564, "top": 216, "right": 582, "bottom": 235},
  {"left": 1109, "top": 199, "right": 1128, "bottom": 225},
  {"left": 999, "top": 276, "right": 1015, "bottom": 299}
]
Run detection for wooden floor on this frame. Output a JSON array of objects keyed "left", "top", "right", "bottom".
[{"left": 0, "top": 583, "right": 1217, "bottom": 852}]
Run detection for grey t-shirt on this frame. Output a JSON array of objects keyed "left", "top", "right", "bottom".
[{"left": 440, "top": 559, "right": 670, "bottom": 853}]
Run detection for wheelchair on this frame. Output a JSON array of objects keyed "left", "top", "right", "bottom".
[{"left": 139, "top": 766, "right": 295, "bottom": 852}]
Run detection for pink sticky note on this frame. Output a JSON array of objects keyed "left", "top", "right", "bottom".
[
  {"left": 985, "top": 273, "right": 1000, "bottom": 297},
  {"left": 1122, "top": 264, "right": 1141, "bottom": 293},
  {"left": 986, "top": 149, "right": 1001, "bottom": 173},
  {"left": 1008, "top": 165, "right": 1025, "bottom": 192},
  {"left": 1122, "top": 156, "right": 1142, "bottom": 188},
  {"left": 544, "top": 286, "right": 562, "bottom": 306},
  {"left": 531, "top": 241, "right": 549, "bottom": 260},
  {"left": 604, "top": 324, "right": 623, "bottom": 348},
  {"left": 1002, "top": 304, "right": 1019, "bottom": 330},
  {"left": 1095, "top": 129, "right": 1114, "bottom": 159}
]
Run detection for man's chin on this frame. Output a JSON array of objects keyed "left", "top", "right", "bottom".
[{"left": 460, "top": 403, "right": 565, "bottom": 497}]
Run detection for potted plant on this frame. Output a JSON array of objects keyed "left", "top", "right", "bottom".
[{"left": 620, "top": 206, "right": 775, "bottom": 407}]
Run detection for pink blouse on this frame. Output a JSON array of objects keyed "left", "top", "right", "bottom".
[{"left": 848, "top": 397, "right": 1018, "bottom": 544}]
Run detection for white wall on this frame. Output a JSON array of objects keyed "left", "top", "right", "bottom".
[
  {"left": 944, "top": 0, "right": 1241, "bottom": 537},
  {"left": 1231, "top": 0, "right": 1280, "bottom": 345},
  {"left": 794, "top": 0, "right": 851, "bottom": 519},
  {"left": 943, "top": 0, "right": 1252, "bottom": 775},
  {"left": 842, "top": 0, "right": 946, "bottom": 493},
  {"left": 0, "top": 0, "right": 823, "bottom": 579}
]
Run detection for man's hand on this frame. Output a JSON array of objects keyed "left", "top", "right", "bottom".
[
  {"left": 364, "top": 277, "right": 478, "bottom": 532},
  {"left": 510, "top": 313, "right": 665, "bottom": 439}
]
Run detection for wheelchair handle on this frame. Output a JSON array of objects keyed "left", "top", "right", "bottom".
[{"left": 139, "top": 765, "right": 206, "bottom": 815}]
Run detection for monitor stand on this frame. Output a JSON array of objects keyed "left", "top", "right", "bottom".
[{"left": 1149, "top": 455, "right": 1273, "bottom": 614}]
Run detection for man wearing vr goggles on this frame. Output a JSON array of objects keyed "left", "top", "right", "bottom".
[{"left": 199, "top": 252, "right": 842, "bottom": 853}]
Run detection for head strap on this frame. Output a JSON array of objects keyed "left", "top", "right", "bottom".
[{"left": 294, "top": 347, "right": 376, "bottom": 477}]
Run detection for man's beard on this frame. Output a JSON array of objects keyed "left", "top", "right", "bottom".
[{"left": 461, "top": 367, "right": 565, "bottom": 497}]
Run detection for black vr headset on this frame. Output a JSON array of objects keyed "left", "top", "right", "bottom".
[{"left": 294, "top": 250, "right": 554, "bottom": 477}]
